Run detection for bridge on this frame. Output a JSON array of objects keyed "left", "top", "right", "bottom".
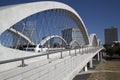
[{"left": 0, "top": 1, "right": 104, "bottom": 80}]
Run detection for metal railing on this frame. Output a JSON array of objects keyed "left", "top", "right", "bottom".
[{"left": 0, "top": 46, "right": 103, "bottom": 67}]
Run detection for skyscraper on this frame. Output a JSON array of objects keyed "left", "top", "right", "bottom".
[{"left": 104, "top": 27, "right": 118, "bottom": 45}]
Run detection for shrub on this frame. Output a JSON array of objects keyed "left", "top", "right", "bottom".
[{"left": 104, "top": 45, "right": 120, "bottom": 57}]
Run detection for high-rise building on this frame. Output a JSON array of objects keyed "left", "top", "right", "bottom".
[
  {"left": 104, "top": 27, "right": 118, "bottom": 45},
  {"left": 61, "top": 27, "right": 85, "bottom": 46}
]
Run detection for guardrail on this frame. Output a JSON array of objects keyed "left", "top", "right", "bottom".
[{"left": 0, "top": 46, "right": 103, "bottom": 67}]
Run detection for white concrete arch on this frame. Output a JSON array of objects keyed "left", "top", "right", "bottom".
[
  {"left": 89, "top": 33, "right": 99, "bottom": 46},
  {"left": 97, "top": 39, "right": 101, "bottom": 46},
  {"left": 39, "top": 35, "right": 68, "bottom": 46},
  {"left": 8, "top": 28, "right": 35, "bottom": 45},
  {"left": 69, "top": 40, "right": 81, "bottom": 49},
  {"left": 0, "top": 1, "right": 89, "bottom": 46}
]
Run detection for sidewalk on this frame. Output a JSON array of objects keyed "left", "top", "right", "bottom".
[
  {"left": 87, "top": 58, "right": 120, "bottom": 80},
  {"left": 73, "top": 57, "right": 120, "bottom": 80}
]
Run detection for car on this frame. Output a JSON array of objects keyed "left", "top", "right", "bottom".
[
  {"left": 65, "top": 44, "right": 71, "bottom": 49},
  {"left": 23, "top": 45, "right": 36, "bottom": 51},
  {"left": 23, "top": 45, "right": 48, "bottom": 53},
  {"left": 34, "top": 45, "right": 48, "bottom": 53}
]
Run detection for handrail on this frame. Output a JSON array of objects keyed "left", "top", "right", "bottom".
[
  {"left": 0, "top": 46, "right": 103, "bottom": 67},
  {"left": 0, "top": 53, "right": 46, "bottom": 65},
  {"left": 0, "top": 49, "right": 73, "bottom": 67}
]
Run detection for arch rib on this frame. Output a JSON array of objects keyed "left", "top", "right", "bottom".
[
  {"left": 39, "top": 35, "right": 68, "bottom": 46},
  {"left": 8, "top": 28, "right": 35, "bottom": 45},
  {"left": 69, "top": 40, "right": 81, "bottom": 48},
  {"left": 89, "top": 33, "right": 99, "bottom": 46},
  {"left": 0, "top": 1, "right": 89, "bottom": 45}
]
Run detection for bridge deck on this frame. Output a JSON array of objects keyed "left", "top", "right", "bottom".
[{"left": 0, "top": 47, "right": 103, "bottom": 80}]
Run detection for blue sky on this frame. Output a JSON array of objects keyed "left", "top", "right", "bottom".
[{"left": 0, "top": 0, "right": 120, "bottom": 43}]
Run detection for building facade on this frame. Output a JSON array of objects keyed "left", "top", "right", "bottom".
[
  {"left": 104, "top": 27, "right": 118, "bottom": 45},
  {"left": 62, "top": 27, "right": 85, "bottom": 46}
]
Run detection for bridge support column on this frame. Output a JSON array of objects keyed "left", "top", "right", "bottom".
[
  {"left": 100, "top": 52, "right": 103, "bottom": 61},
  {"left": 97, "top": 52, "right": 100, "bottom": 61},
  {"left": 89, "top": 59, "right": 93, "bottom": 68},
  {"left": 84, "top": 65, "right": 88, "bottom": 72}
]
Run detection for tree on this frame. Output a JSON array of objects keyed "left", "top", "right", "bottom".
[{"left": 106, "top": 47, "right": 114, "bottom": 57}]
